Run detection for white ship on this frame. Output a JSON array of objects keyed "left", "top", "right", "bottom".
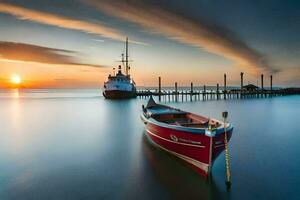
[{"left": 103, "top": 38, "right": 136, "bottom": 99}]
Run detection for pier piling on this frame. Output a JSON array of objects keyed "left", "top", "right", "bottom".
[
  {"left": 217, "top": 83, "right": 220, "bottom": 100},
  {"left": 224, "top": 74, "right": 227, "bottom": 100},
  {"left": 240, "top": 72, "right": 244, "bottom": 89},
  {"left": 158, "top": 76, "right": 161, "bottom": 101},
  {"left": 261, "top": 74, "right": 264, "bottom": 97},
  {"left": 240, "top": 72, "right": 244, "bottom": 98},
  {"left": 261, "top": 74, "right": 264, "bottom": 91},
  {"left": 190, "top": 82, "right": 193, "bottom": 101},
  {"left": 270, "top": 75, "right": 273, "bottom": 93},
  {"left": 175, "top": 82, "right": 178, "bottom": 101},
  {"left": 203, "top": 85, "right": 206, "bottom": 100}
]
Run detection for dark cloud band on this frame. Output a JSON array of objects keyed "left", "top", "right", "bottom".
[
  {"left": 0, "top": 41, "right": 106, "bottom": 68},
  {"left": 85, "top": 0, "right": 272, "bottom": 75}
]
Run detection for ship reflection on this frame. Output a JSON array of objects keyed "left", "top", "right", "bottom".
[{"left": 142, "top": 133, "right": 224, "bottom": 200}]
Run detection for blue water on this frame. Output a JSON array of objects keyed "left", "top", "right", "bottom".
[{"left": 0, "top": 89, "right": 299, "bottom": 199}]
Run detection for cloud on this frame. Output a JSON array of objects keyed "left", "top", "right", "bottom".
[
  {"left": 92, "top": 39, "right": 105, "bottom": 43},
  {"left": 0, "top": 2, "right": 147, "bottom": 45},
  {"left": 0, "top": 41, "right": 106, "bottom": 68},
  {"left": 85, "top": 0, "right": 271, "bottom": 75},
  {"left": 0, "top": 2, "right": 121, "bottom": 40},
  {"left": 275, "top": 67, "right": 300, "bottom": 86}
]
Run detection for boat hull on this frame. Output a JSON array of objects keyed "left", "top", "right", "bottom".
[
  {"left": 103, "top": 90, "right": 136, "bottom": 99},
  {"left": 141, "top": 115, "right": 233, "bottom": 177}
]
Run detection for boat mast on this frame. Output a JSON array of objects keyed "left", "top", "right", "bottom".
[{"left": 125, "top": 37, "right": 129, "bottom": 76}]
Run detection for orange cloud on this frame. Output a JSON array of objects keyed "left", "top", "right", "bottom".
[
  {"left": 275, "top": 68, "right": 300, "bottom": 87},
  {"left": 85, "top": 0, "right": 271, "bottom": 75}
]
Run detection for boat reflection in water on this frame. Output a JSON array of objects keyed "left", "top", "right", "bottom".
[{"left": 142, "top": 134, "right": 225, "bottom": 199}]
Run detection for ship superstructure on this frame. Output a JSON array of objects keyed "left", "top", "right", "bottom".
[{"left": 103, "top": 38, "right": 136, "bottom": 99}]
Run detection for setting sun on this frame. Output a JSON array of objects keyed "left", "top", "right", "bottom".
[{"left": 10, "top": 74, "right": 22, "bottom": 85}]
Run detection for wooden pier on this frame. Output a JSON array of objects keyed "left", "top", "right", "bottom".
[{"left": 136, "top": 73, "right": 300, "bottom": 101}]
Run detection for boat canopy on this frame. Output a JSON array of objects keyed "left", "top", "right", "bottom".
[
  {"left": 146, "top": 96, "right": 157, "bottom": 108},
  {"left": 146, "top": 96, "right": 187, "bottom": 115},
  {"left": 147, "top": 106, "right": 187, "bottom": 116}
]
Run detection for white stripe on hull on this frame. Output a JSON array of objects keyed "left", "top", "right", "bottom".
[
  {"left": 146, "top": 129, "right": 205, "bottom": 148},
  {"left": 214, "top": 144, "right": 225, "bottom": 148}
]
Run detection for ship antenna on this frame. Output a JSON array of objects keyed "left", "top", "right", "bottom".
[
  {"left": 121, "top": 53, "right": 125, "bottom": 68},
  {"left": 125, "top": 37, "right": 129, "bottom": 76}
]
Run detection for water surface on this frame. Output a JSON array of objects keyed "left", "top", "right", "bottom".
[{"left": 0, "top": 89, "right": 299, "bottom": 199}]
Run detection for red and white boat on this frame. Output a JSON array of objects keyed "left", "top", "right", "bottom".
[{"left": 141, "top": 97, "right": 233, "bottom": 177}]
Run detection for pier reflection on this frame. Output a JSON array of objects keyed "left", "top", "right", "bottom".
[{"left": 142, "top": 134, "right": 224, "bottom": 200}]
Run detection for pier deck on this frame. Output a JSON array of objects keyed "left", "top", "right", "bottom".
[{"left": 136, "top": 75, "right": 300, "bottom": 101}]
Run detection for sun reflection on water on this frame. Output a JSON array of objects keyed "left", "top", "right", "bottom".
[{"left": 12, "top": 88, "right": 20, "bottom": 98}]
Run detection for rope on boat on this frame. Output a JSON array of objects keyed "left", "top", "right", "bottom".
[{"left": 222, "top": 111, "right": 231, "bottom": 189}]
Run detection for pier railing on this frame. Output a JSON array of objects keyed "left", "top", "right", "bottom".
[{"left": 136, "top": 74, "right": 300, "bottom": 101}]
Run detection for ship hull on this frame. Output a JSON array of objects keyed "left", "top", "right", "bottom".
[
  {"left": 103, "top": 90, "right": 136, "bottom": 99},
  {"left": 141, "top": 112, "right": 233, "bottom": 177}
]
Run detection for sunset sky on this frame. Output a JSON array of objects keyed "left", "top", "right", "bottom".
[{"left": 0, "top": 0, "right": 299, "bottom": 88}]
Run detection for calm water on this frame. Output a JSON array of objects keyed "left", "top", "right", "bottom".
[{"left": 0, "top": 89, "right": 299, "bottom": 200}]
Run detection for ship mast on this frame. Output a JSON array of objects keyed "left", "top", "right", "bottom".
[
  {"left": 121, "top": 53, "right": 125, "bottom": 69},
  {"left": 125, "top": 37, "right": 129, "bottom": 76}
]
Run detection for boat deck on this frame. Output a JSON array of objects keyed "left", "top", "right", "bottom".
[{"left": 150, "top": 110, "right": 221, "bottom": 129}]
